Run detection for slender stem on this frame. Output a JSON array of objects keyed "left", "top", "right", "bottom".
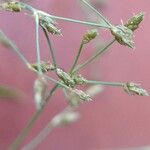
[
  {"left": 69, "top": 42, "right": 84, "bottom": 73},
  {"left": 22, "top": 106, "right": 72, "bottom": 150},
  {"left": 9, "top": 84, "right": 58, "bottom": 150},
  {"left": 44, "top": 75, "right": 69, "bottom": 90},
  {"left": 50, "top": 15, "right": 110, "bottom": 29},
  {"left": 35, "top": 12, "right": 42, "bottom": 74},
  {"left": 87, "top": 80, "right": 124, "bottom": 87},
  {"left": 42, "top": 28, "right": 57, "bottom": 68},
  {"left": 37, "top": 10, "right": 111, "bottom": 29},
  {"left": 9, "top": 110, "right": 42, "bottom": 150},
  {"left": 73, "top": 39, "right": 116, "bottom": 73},
  {"left": 19, "top": 2, "right": 36, "bottom": 13},
  {"left": 80, "top": 0, "right": 112, "bottom": 27},
  {"left": 0, "top": 31, "right": 30, "bottom": 67},
  {"left": 1, "top": 2, "right": 110, "bottom": 29},
  {"left": 22, "top": 124, "right": 54, "bottom": 150}
]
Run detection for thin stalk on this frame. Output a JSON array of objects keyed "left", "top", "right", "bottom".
[
  {"left": 22, "top": 124, "right": 54, "bottom": 150},
  {"left": 1, "top": 2, "right": 111, "bottom": 29},
  {"left": 20, "top": 2, "right": 36, "bottom": 13},
  {"left": 73, "top": 39, "right": 116, "bottom": 73},
  {"left": 37, "top": 10, "right": 111, "bottom": 29},
  {"left": 9, "top": 84, "right": 58, "bottom": 150},
  {"left": 0, "top": 31, "right": 30, "bottom": 67},
  {"left": 50, "top": 15, "right": 110, "bottom": 29},
  {"left": 16, "top": 2, "right": 111, "bottom": 30},
  {"left": 35, "top": 12, "right": 42, "bottom": 74},
  {"left": 87, "top": 80, "right": 124, "bottom": 87},
  {"left": 22, "top": 106, "right": 72, "bottom": 150},
  {"left": 42, "top": 28, "right": 57, "bottom": 68},
  {"left": 80, "top": 0, "right": 112, "bottom": 27},
  {"left": 69, "top": 42, "right": 84, "bottom": 73},
  {"left": 44, "top": 75, "right": 69, "bottom": 90}
]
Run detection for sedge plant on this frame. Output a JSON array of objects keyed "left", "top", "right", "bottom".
[{"left": 0, "top": 0, "right": 149, "bottom": 149}]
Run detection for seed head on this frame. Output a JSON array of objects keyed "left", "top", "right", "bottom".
[
  {"left": 125, "top": 12, "right": 144, "bottom": 31},
  {"left": 56, "top": 68, "right": 75, "bottom": 87},
  {"left": 51, "top": 110, "right": 80, "bottom": 127},
  {"left": 110, "top": 25, "right": 134, "bottom": 48},
  {"left": 73, "top": 89, "right": 92, "bottom": 101},
  {"left": 82, "top": 29, "right": 98, "bottom": 44},
  {"left": 29, "top": 62, "right": 55, "bottom": 73},
  {"left": 39, "top": 14, "right": 61, "bottom": 35},
  {"left": 73, "top": 74, "right": 87, "bottom": 85},
  {"left": 34, "top": 77, "right": 48, "bottom": 110},
  {"left": 123, "top": 82, "right": 149, "bottom": 96},
  {"left": 0, "top": 2, "right": 22, "bottom": 12}
]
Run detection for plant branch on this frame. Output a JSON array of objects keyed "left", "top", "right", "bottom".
[
  {"left": 87, "top": 80, "right": 124, "bottom": 87},
  {"left": 69, "top": 42, "right": 84, "bottom": 73},
  {"left": 44, "top": 75, "right": 70, "bottom": 90},
  {"left": 0, "top": 31, "right": 30, "bottom": 67},
  {"left": 37, "top": 10, "right": 111, "bottom": 29},
  {"left": 35, "top": 12, "right": 42, "bottom": 74},
  {"left": 80, "top": 0, "right": 112, "bottom": 27},
  {"left": 42, "top": 28, "right": 57, "bottom": 68},
  {"left": 73, "top": 39, "right": 116, "bottom": 73},
  {"left": 22, "top": 106, "right": 72, "bottom": 150},
  {"left": 9, "top": 84, "right": 58, "bottom": 150}
]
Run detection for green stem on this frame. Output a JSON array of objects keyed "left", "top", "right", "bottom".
[
  {"left": 0, "top": 31, "right": 30, "bottom": 67},
  {"left": 37, "top": 10, "right": 111, "bottom": 29},
  {"left": 87, "top": 80, "right": 124, "bottom": 87},
  {"left": 51, "top": 15, "right": 110, "bottom": 29},
  {"left": 1, "top": 2, "right": 110, "bottom": 29},
  {"left": 73, "top": 39, "right": 116, "bottom": 73},
  {"left": 35, "top": 12, "right": 42, "bottom": 74},
  {"left": 69, "top": 42, "right": 84, "bottom": 73},
  {"left": 43, "top": 28, "right": 57, "bottom": 68},
  {"left": 44, "top": 75, "right": 69, "bottom": 90},
  {"left": 80, "top": 0, "right": 112, "bottom": 27},
  {"left": 22, "top": 106, "right": 72, "bottom": 150},
  {"left": 22, "top": 124, "right": 54, "bottom": 150},
  {"left": 9, "top": 84, "right": 58, "bottom": 150}
]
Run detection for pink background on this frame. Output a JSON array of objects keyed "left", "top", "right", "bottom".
[{"left": 0, "top": 0, "right": 150, "bottom": 149}]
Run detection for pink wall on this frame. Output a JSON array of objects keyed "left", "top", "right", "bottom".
[{"left": 0, "top": 0, "right": 150, "bottom": 149}]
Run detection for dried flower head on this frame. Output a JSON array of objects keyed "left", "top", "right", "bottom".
[
  {"left": 34, "top": 77, "right": 48, "bottom": 110},
  {"left": 29, "top": 62, "right": 55, "bottom": 73},
  {"left": 51, "top": 110, "right": 80, "bottom": 127},
  {"left": 123, "top": 82, "right": 149, "bottom": 96},
  {"left": 72, "top": 89, "right": 92, "bottom": 101},
  {"left": 56, "top": 68, "right": 75, "bottom": 87},
  {"left": 125, "top": 12, "right": 144, "bottom": 31},
  {"left": 110, "top": 25, "right": 134, "bottom": 48},
  {"left": 86, "top": 85, "right": 103, "bottom": 97},
  {"left": 0, "top": 2, "right": 22, "bottom": 12},
  {"left": 73, "top": 74, "right": 87, "bottom": 85},
  {"left": 82, "top": 29, "right": 98, "bottom": 44},
  {"left": 38, "top": 14, "right": 61, "bottom": 35}
]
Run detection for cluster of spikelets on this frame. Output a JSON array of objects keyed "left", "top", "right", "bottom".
[
  {"left": 0, "top": 1, "right": 148, "bottom": 108},
  {"left": 0, "top": 1, "right": 149, "bottom": 149}
]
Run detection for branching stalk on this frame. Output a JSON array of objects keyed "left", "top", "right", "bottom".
[
  {"left": 80, "top": 0, "right": 112, "bottom": 27},
  {"left": 73, "top": 39, "right": 116, "bottom": 73},
  {"left": 22, "top": 106, "right": 72, "bottom": 150},
  {"left": 9, "top": 84, "right": 58, "bottom": 150},
  {"left": 37, "top": 10, "right": 111, "bottom": 29}
]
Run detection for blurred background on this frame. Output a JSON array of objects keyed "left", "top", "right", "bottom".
[{"left": 0, "top": 0, "right": 150, "bottom": 149}]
